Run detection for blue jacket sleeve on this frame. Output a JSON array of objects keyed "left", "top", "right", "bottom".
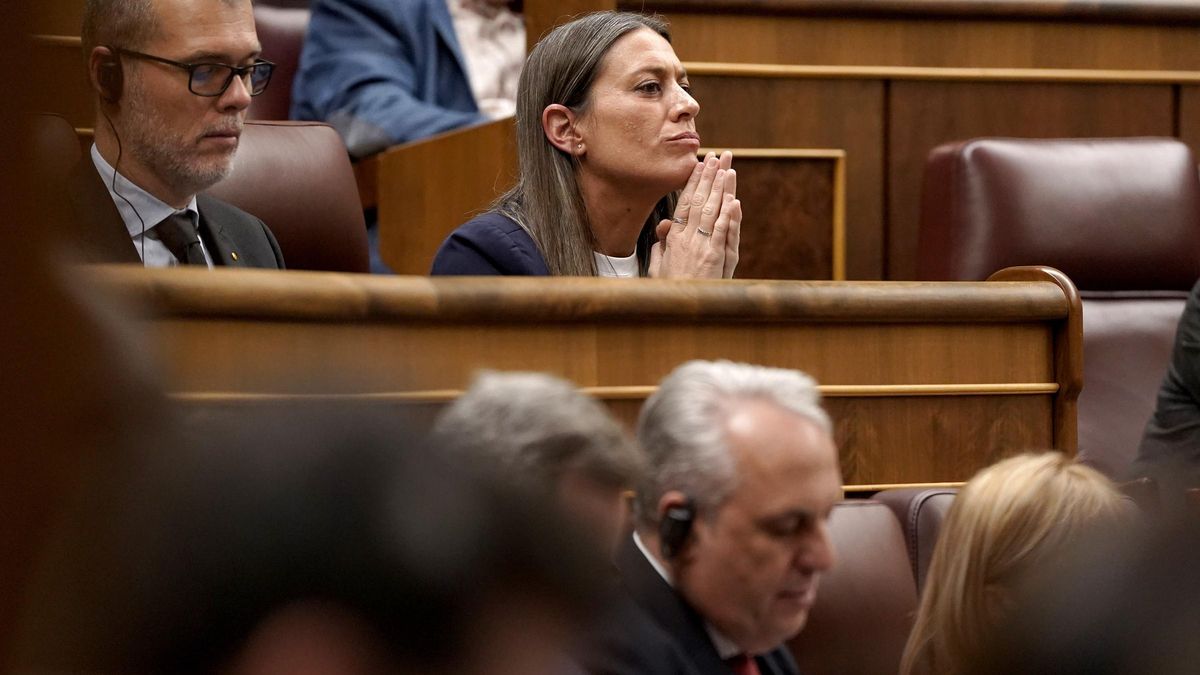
[
  {"left": 430, "top": 214, "right": 551, "bottom": 276},
  {"left": 292, "top": 0, "right": 485, "bottom": 158}
]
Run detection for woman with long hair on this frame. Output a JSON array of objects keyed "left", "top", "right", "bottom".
[
  {"left": 899, "top": 452, "right": 1129, "bottom": 675},
  {"left": 432, "top": 11, "right": 740, "bottom": 278}
]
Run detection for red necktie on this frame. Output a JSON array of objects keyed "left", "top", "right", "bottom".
[{"left": 726, "top": 654, "right": 762, "bottom": 675}]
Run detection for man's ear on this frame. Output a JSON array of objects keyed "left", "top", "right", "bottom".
[
  {"left": 89, "top": 46, "right": 123, "bottom": 105},
  {"left": 541, "top": 103, "right": 584, "bottom": 156},
  {"left": 656, "top": 491, "right": 696, "bottom": 560},
  {"left": 656, "top": 490, "right": 692, "bottom": 521}
]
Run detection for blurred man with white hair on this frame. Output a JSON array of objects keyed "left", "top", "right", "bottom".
[{"left": 583, "top": 360, "right": 842, "bottom": 675}]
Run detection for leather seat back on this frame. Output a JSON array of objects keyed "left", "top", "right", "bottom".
[
  {"left": 918, "top": 137, "right": 1200, "bottom": 290},
  {"left": 874, "top": 488, "right": 957, "bottom": 593},
  {"left": 1081, "top": 294, "right": 1187, "bottom": 476},
  {"left": 32, "top": 113, "right": 82, "bottom": 183},
  {"left": 207, "top": 121, "right": 368, "bottom": 272},
  {"left": 788, "top": 500, "right": 917, "bottom": 675}
]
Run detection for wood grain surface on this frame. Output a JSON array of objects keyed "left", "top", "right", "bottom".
[
  {"left": 87, "top": 265, "right": 1079, "bottom": 484},
  {"left": 692, "top": 75, "right": 885, "bottom": 279}
]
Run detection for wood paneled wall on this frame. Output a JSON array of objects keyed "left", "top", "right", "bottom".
[
  {"left": 85, "top": 265, "right": 1082, "bottom": 489},
  {"left": 689, "top": 65, "right": 1199, "bottom": 280},
  {"left": 689, "top": 74, "right": 885, "bottom": 280},
  {"left": 661, "top": 13, "right": 1200, "bottom": 71}
]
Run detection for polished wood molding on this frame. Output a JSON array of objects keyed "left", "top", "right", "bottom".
[
  {"left": 684, "top": 61, "right": 1200, "bottom": 84},
  {"left": 30, "top": 34, "right": 79, "bottom": 47},
  {"left": 85, "top": 265, "right": 1070, "bottom": 322},
  {"left": 624, "top": 0, "right": 1200, "bottom": 23},
  {"left": 990, "top": 266, "right": 1083, "bottom": 453},
  {"left": 170, "top": 382, "right": 1058, "bottom": 404}
]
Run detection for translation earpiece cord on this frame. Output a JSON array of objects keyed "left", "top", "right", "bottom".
[{"left": 100, "top": 108, "right": 148, "bottom": 267}]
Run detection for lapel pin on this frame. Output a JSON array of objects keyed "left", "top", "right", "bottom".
[{"left": 231, "top": 252, "right": 239, "bottom": 261}]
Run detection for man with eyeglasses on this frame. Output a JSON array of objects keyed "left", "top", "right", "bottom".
[{"left": 68, "top": 0, "right": 284, "bottom": 268}]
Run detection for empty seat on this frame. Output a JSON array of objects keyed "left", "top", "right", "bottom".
[
  {"left": 874, "top": 487, "right": 957, "bottom": 593},
  {"left": 917, "top": 137, "right": 1200, "bottom": 477},
  {"left": 207, "top": 120, "right": 368, "bottom": 273},
  {"left": 788, "top": 500, "right": 917, "bottom": 675},
  {"left": 917, "top": 137, "right": 1200, "bottom": 290}
]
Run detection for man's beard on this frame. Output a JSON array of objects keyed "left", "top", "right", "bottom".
[{"left": 120, "top": 80, "right": 240, "bottom": 197}]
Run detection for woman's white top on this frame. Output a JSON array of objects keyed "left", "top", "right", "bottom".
[{"left": 593, "top": 250, "right": 640, "bottom": 278}]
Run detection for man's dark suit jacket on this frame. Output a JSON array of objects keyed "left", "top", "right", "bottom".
[
  {"left": 1134, "top": 277, "right": 1200, "bottom": 503},
  {"left": 580, "top": 536, "right": 801, "bottom": 675},
  {"left": 66, "top": 162, "right": 285, "bottom": 269},
  {"left": 430, "top": 211, "right": 549, "bottom": 276}
]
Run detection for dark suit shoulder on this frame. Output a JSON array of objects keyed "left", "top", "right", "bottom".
[
  {"left": 196, "top": 194, "right": 285, "bottom": 269},
  {"left": 63, "top": 161, "right": 141, "bottom": 264},
  {"left": 580, "top": 593, "right": 705, "bottom": 675},
  {"left": 580, "top": 538, "right": 731, "bottom": 675},
  {"left": 430, "top": 211, "right": 550, "bottom": 276}
]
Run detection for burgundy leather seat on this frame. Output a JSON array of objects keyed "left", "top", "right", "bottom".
[
  {"left": 917, "top": 137, "right": 1200, "bottom": 289},
  {"left": 32, "top": 113, "right": 82, "bottom": 184},
  {"left": 874, "top": 487, "right": 957, "bottom": 593},
  {"left": 1081, "top": 296, "right": 1187, "bottom": 476},
  {"left": 917, "top": 138, "right": 1200, "bottom": 477},
  {"left": 33, "top": 114, "right": 367, "bottom": 273},
  {"left": 788, "top": 500, "right": 917, "bottom": 675},
  {"left": 208, "top": 120, "right": 368, "bottom": 273},
  {"left": 249, "top": 5, "right": 310, "bottom": 121}
]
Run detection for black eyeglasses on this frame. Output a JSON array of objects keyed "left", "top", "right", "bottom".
[{"left": 111, "top": 47, "right": 275, "bottom": 97}]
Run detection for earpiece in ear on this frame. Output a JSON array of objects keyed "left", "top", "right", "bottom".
[
  {"left": 659, "top": 497, "right": 695, "bottom": 560},
  {"left": 97, "top": 48, "right": 124, "bottom": 104}
]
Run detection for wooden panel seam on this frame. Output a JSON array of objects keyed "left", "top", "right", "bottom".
[
  {"left": 170, "top": 383, "right": 1059, "bottom": 402},
  {"left": 684, "top": 61, "right": 1200, "bottom": 84}
]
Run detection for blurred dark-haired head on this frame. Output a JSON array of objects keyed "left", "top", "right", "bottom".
[{"left": 16, "top": 404, "right": 606, "bottom": 674}]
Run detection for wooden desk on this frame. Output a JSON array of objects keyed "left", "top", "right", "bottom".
[{"left": 85, "top": 264, "right": 1081, "bottom": 490}]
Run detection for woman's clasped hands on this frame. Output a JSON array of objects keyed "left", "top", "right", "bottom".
[{"left": 648, "top": 151, "right": 741, "bottom": 279}]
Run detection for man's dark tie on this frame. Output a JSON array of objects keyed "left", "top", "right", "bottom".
[
  {"left": 154, "top": 211, "right": 206, "bottom": 266},
  {"left": 726, "top": 654, "right": 762, "bottom": 675}
]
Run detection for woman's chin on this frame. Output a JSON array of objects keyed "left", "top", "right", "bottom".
[{"left": 665, "top": 160, "right": 699, "bottom": 191}]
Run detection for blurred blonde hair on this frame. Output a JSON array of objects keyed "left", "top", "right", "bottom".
[{"left": 899, "top": 452, "right": 1129, "bottom": 675}]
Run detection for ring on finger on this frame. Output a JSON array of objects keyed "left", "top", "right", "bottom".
[
  {"left": 697, "top": 229, "right": 712, "bottom": 237},
  {"left": 671, "top": 217, "right": 686, "bottom": 225}
]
